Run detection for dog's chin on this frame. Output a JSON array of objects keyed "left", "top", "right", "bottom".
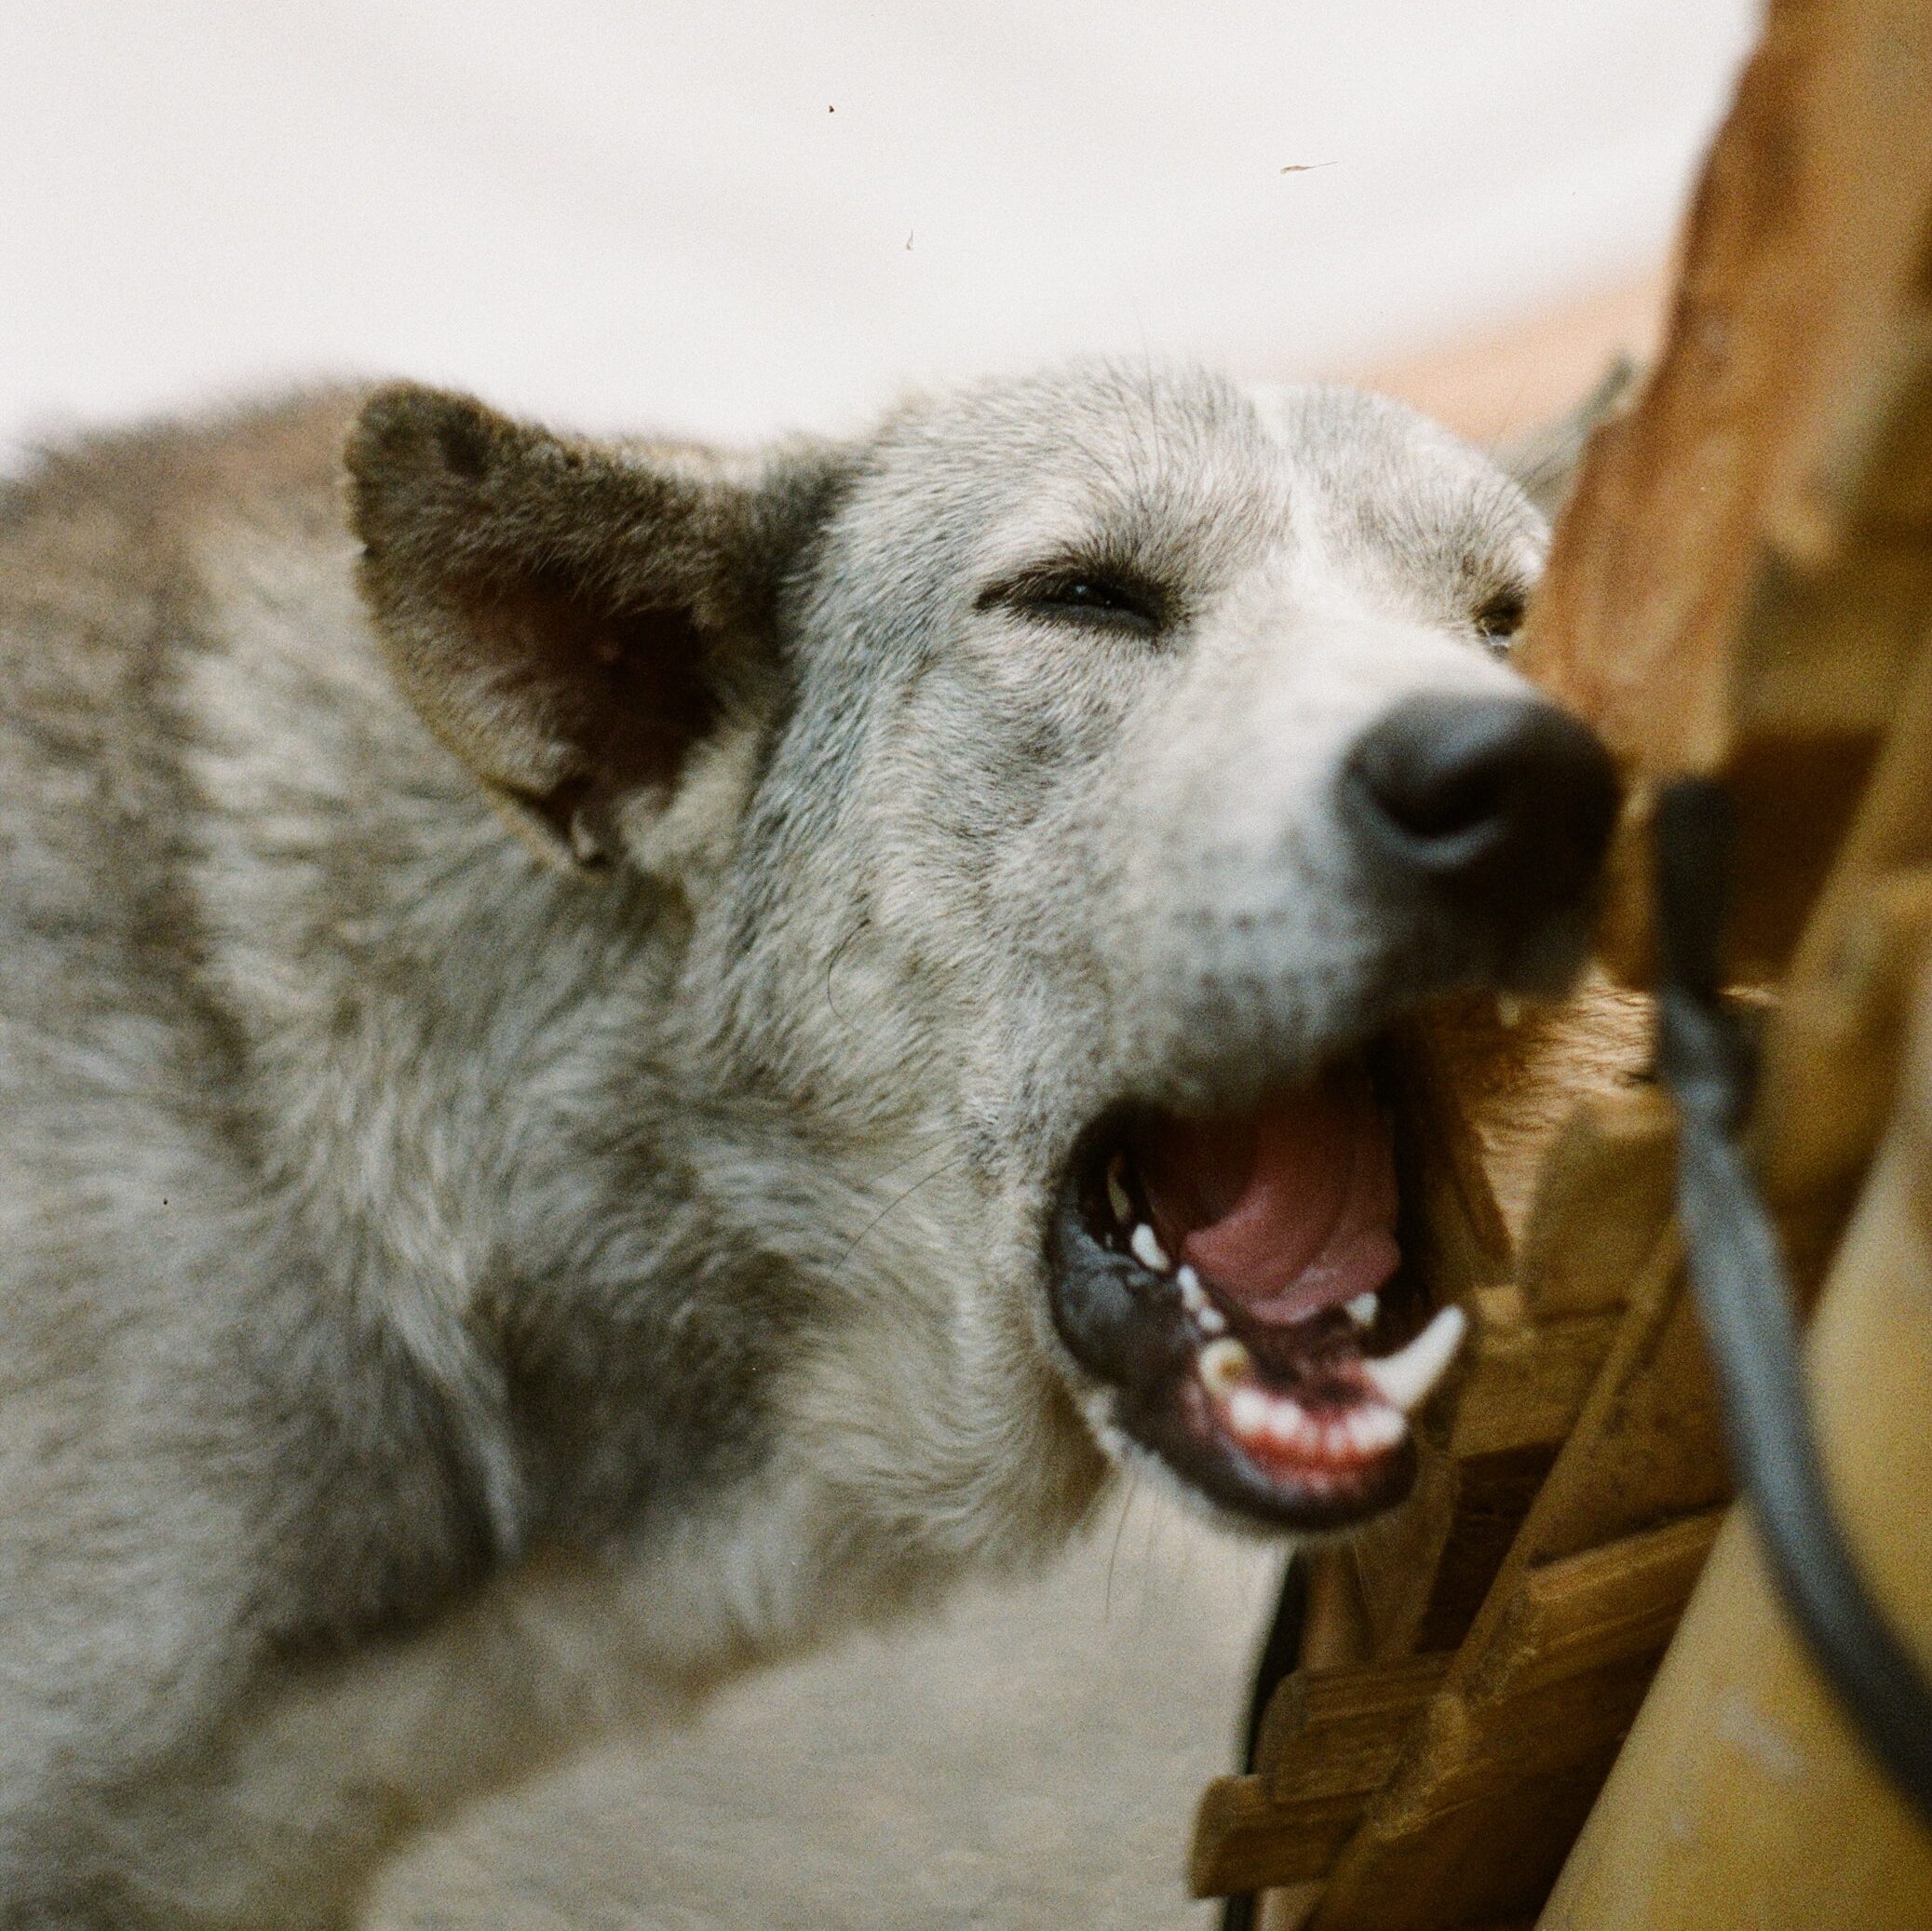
[{"left": 1044, "top": 1046, "right": 1466, "bottom": 1533}]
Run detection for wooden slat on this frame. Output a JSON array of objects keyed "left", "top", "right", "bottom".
[
  {"left": 1294, "top": 1234, "right": 1728, "bottom": 1927},
  {"left": 1514, "top": 1087, "right": 1676, "bottom": 1318},
  {"left": 1192, "top": 1657, "right": 1453, "bottom": 1897},
  {"left": 1257, "top": 1655, "right": 1453, "bottom": 1799},
  {"left": 1195, "top": 1514, "right": 1724, "bottom": 1907},
  {"left": 1337, "top": 977, "right": 1662, "bottom": 1666},
  {"left": 1520, "top": 0, "right": 1932, "bottom": 980},
  {"left": 1391, "top": 980, "right": 1653, "bottom": 1277},
  {"left": 1191, "top": 1777, "right": 1376, "bottom": 1897},
  {"left": 1294, "top": 1516, "right": 1723, "bottom": 1929},
  {"left": 1448, "top": 1303, "right": 1624, "bottom": 1461}
]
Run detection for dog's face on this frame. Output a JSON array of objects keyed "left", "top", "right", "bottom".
[{"left": 348, "top": 363, "right": 1615, "bottom": 1555}]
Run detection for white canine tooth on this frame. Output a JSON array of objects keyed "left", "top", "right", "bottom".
[
  {"left": 1346, "top": 1402, "right": 1407, "bottom": 1452},
  {"left": 1197, "top": 1337, "right": 1251, "bottom": 1398},
  {"left": 1176, "top": 1264, "right": 1209, "bottom": 1316},
  {"left": 1106, "top": 1156, "right": 1133, "bottom": 1227},
  {"left": 1360, "top": 1305, "right": 1467, "bottom": 1413},
  {"left": 1178, "top": 1265, "right": 1227, "bottom": 1334},
  {"left": 1228, "top": 1387, "right": 1269, "bottom": 1437},
  {"left": 1129, "top": 1222, "right": 1171, "bottom": 1274},
  {"left": 1344, "top": 1291, "right": 1380, "bottom": 1329},
  {"left": 1497, "top": 993, "right": 1524, "bottom": 1028}
]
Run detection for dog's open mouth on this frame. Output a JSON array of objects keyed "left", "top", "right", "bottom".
[{"left": 1047, "top": 1057, "right": 1464, "bottom": 1529}]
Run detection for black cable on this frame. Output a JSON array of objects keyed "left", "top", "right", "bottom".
[{"left": 1654, "top": 777, "right": 1932, "bottom": 1830}]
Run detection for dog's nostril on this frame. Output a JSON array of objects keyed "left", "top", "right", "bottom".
[{"left": 1342, "top": 694, "right": 1619, "bottom": 905}]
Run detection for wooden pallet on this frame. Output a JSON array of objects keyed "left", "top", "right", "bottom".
[{"left": 1190, "top": 3, "right": 1932, "bottom": 1924}]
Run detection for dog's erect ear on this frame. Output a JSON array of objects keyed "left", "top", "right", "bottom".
[
  {"left": 1498, "top": 357, "right": 1643, "bottom": 522},
  {"left": 345, "top": 383, "right": 832, "bottom": 872}
]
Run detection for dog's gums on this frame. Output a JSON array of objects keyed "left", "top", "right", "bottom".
[{"left": 1048, "top": 1060, "right": 1465, "bottom": 1527}]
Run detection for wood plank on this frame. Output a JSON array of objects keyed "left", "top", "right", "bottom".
[
  {"left": 1448, "top": 1305, "right": 1624, "bottom": 1460},
  {"left": 1392, "top": 980, "right": 1653, "bottom": 1278},
  {"left": 1519, "top": 0, "right": 1932, "bottom": 981},
  {"left": 1257, "top": 1655, "right": 1452, "bottom": 1802},
  {"left": 1298, "top": 1518, "right": 1724, "bottom": 1929},
  {"left": 1196, "top": 1513, "right": 1725, "bottom": 1905},
  {"left": 1514, "top": 1087, "right": 1676, "bottom": 1318},
  {"left": 1191, "top": 1776, "right": 1372, "bottom": 1897},
  {"left": 1299, "top": 1237, "right": 1729, "bottom": 1929},
  {"left": 1476, "top": 1512, "right": 1723, "bottom": 1703}
]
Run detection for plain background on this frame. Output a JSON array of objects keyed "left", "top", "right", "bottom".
[
  {"left": 7, "top": 1, "right": 1756, "bottom": 453},
  {"left": 4, "top": 7, "right": 1762, "bottom": 1924}
]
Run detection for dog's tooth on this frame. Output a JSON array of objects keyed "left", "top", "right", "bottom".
[
  {"left": 1497, "top": 993, "right": 1524, "bottom": 1029},
  {"left": 1228, "top": 1386, "right": 1270, "bottom": 1437},
  {"left": 1263, "top": 1394, "right": 1309, "bottom": 1448},
  {"left": 1345, "top": 1401, "right": 1407, "bottom": 1452},
  {"left": 1360, "top": 1305, "right": 1466, "bottom": 1412},
  {"left": 1344, "top": 1291, "right": 1379, "bottom": 1329},
  {"left": 1198, "top": 1336, "right": 1251, "bottom": 1398},
  {"left": 1129, "top": 1222, "right": 1171, "bottom": 1274},
  {"left": 1176, "top": 1264, "right": 1224, "bottom": 1336},
  {"left": 1106, "top": 1156, "right": 1133, "bottom": 1227}
]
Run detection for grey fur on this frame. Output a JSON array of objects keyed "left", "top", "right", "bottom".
[{"left": 0, "top": 362, "right": 1559, "bottom": 1925}]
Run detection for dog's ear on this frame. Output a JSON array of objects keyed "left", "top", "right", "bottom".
[
  {"left": 1498, "top": 357, "right": 1643, "bottom": 522},
  {"left": 345, "top": 383, "right": 831, "bottom": 873}
]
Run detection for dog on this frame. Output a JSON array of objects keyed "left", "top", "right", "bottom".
[{"left": 0, "top": 360, "right": 1615, "bottom": 1925}]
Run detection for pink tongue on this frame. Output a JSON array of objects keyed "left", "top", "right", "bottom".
[{"left": 1135, "top": 1068, "right": 1399, "bottom": 1326}]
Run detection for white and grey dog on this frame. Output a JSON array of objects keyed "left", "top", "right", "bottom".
[{"left": 0, "top": 362, "right": 1614, "bottom": 1925}]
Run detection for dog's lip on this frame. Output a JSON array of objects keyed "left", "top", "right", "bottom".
[{"left": 1045, "top": 1063, "right": 1466, "bottom": 1530}]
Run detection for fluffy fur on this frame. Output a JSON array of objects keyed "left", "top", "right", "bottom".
[{"left": 0, "top": 362, "right": 1554, "bottom": 1924}]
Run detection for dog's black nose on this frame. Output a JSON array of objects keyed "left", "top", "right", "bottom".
[{"left": 1341, "top": 694, "right": 1618, "bottom": 910}]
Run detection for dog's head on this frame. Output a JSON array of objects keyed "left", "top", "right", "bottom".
[{"left": 346, "top": 363, "right": 1615, "bottom": 1558}]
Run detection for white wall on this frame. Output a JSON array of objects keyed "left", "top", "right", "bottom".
[{"left": 2, "top": 1, "right": 1759, "bottom": 452}]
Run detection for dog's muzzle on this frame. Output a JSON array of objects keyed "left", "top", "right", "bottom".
[{"left": 1044, "top": 693, "right": 1617, "bottom": 1530}]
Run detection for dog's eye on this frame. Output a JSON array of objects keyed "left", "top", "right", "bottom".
[
  {"left": 999, "top": 572, "right": 1166, "bottom": 637},
  {"left": 1472, "top": 590, "right": 1526, "bottom": 648}
]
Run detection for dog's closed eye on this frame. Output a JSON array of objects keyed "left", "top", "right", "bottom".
[{"left": 980, "top": 567, "right": 1169, "bottom": 639}]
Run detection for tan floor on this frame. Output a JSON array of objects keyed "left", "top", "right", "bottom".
[
  {"left": 366, "top": 277, "right": 1668, "bottom": 1931},
  {"left": 369, "top": 1500, "right": 1283, "bottom": 1929}
]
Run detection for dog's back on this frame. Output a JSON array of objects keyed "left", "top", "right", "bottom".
[{"left": 0, "top": 399, "right": 520, "bottom": 1918}]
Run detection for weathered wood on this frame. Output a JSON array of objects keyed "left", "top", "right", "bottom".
[
  {"left": 1337, "top": 978, "right": 1662, "bottom": 1663},
  {"left": 1294, "top": 1515, "right": 1725, "bottom": 1931},
  {"left": 1350, "top": 1442, "right": 1561, "bottom": 1665},
  {"left": 1391, "top": 981, "right": 1653, "bottom": 1278},
  {"left": 1754, "top": 614, "right": 1932, "bottom": 1286},
  {"left": 1448, "top": 1303, "right": 1624, "bottom": 1461},
  {"left": 1520, "top": 0, "right": 1932, "bottom": 980},
  {"left": 1191, "top": 1776, "right": 1368, "bottom": 1896},
  {"left": 1192, "top": 1657, "right": 1454, "bottom": 1897},
  {"left": 1258, "top": 1655, "right": 1453, "bottom": 1801},
  {"left": 1473, "top": 1511, "right": 1724, "bottom": 1706},
  {"left": 1514, "top": 1087, "right": 1676, "bottom": 1318}
]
